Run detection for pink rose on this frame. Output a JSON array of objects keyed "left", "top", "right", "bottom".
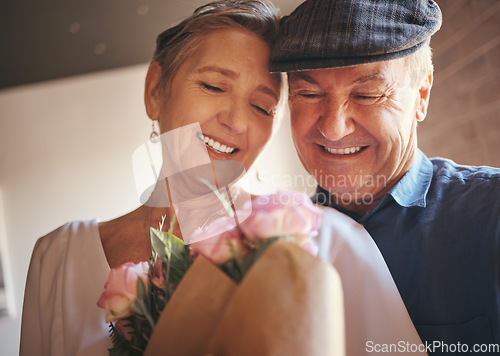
[
  {"left": 189, "top": 226, "right": 249, "bottom": 265},
  {"left": 189, "top": 191, "right": 323, "bottom": 261},
  {"left": 239, "top": 190, "right": 323, "bottom": 248},
  {"left": 97, "top": 261, "right": 150, "bottom": 323}
]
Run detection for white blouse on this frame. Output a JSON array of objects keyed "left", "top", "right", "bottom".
[{"left": 20, "top": 220, "right": 112, "bottom": 356}]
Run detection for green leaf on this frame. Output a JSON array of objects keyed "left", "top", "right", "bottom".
[
  {"left": 150, "top": 228, "right": 168, "bottom": 258},
  {"left": 168, "top": 233, "right": 186, "bottom": 261},
  {"left": 168, "top": 213, "right": 177, "bottom": 235},
  {"left": 220, "top": 258, "right": 243, "bottom": 283},
  {"left": 108, "top": 321, "right": 143, "bottom": 356},
  {"left": 168, "top": 244, "right": 193, "bottom": 284},
  {"left": 136, "top": 277, "right": 148, "bottom": 301},
  {"left": 151, "top": 228, "right": 192, "bottom": 284}
]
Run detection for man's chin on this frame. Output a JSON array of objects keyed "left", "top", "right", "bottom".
[{"left": 314, "top": 183, "right": 377, "bottom": 209}]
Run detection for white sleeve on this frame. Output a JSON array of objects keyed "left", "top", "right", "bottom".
[
  {"left": 20, "top": 238, "right": 44, "bottom": 356},
  {"left": 316, "top": 208, "right": 426, "bottom": 356},
  {"left": 20, "top": 230, "right": 66, "bottom": 356},
  {"left": 20, "top": 221, "right": 112, "bottom": 356}
]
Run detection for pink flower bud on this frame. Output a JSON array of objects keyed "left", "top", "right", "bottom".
[
  {"left": 97, "top": 261, "right": 150, "bottom": 323},
  {"left": 240, "top": 190, "right": 323, "bottom": 248}
]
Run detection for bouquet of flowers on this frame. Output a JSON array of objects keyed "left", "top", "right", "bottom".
[{"left": 97, "top": 190, "right": 345, "bottom": 355}]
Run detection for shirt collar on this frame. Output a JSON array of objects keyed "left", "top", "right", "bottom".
[
  {"left": 312, "top": 149, "right": 433, "bottom": 213},
  {"left": 388, "top": 149, "right": 433, "bottom": 208}
]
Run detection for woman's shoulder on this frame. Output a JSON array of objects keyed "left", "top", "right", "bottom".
[{"left": 32, "top": 220, "right": 100, "bottom": 265}]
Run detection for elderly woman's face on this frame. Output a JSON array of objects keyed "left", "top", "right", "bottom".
[{"left": 146, "top": 28, "right": 281, "bottom": 171}]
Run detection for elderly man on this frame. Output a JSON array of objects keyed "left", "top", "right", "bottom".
[{"left": 272, "top": 0, "right": 500, "bottom": 354}]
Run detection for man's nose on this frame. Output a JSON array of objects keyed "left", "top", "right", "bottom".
[{"left": 316, "top": 96, "right": 355, "bottom": 141}]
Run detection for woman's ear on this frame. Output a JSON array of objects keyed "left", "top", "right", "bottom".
[
  {"left": 145, "top": 61, "right": 163, "bottom": 120},
  {"left": 416, "top": 72, "right": 433, "bottom": 122}
]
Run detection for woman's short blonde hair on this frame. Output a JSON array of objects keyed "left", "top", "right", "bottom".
[{"left": 152, "top": 0, "right": 280, "bottom": 92}]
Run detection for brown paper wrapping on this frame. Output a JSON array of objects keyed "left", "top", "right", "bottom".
[
  {"left": 145, "top": 240, "right": 345, "bottom": 356},
  {"left": 144, "top": 255, "right": 236, "bottom": 356}
]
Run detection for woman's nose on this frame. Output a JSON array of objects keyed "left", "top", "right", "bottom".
[{"left": 217, "top": 99, "right": 249, "bottom": 134}]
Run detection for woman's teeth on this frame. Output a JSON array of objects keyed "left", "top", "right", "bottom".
[
  {"left": 325, "top": 146, "right": 362, "bottom": 155},
  {"left": 199, "top": 134, "right": 236, "bottom": 154}
]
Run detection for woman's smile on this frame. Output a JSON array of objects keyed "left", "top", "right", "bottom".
[{"left": 197, "top": 132, "right": 238, "bottom": 155}]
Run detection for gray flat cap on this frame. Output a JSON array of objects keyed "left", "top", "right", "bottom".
[{"left": 271, "top": 0, "right": 442, "bottom": 72}]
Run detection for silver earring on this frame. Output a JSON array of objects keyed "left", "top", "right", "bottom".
[
  {"left": 150, "top": 120, "right": 160, "bottom": 143},
  {"left": 255, "top": 168, "right": 262, "bottom": 183}
]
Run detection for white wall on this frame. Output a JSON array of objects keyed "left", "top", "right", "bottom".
[{"left": 0, "top": 64, "right": 310, "bottom": 355}]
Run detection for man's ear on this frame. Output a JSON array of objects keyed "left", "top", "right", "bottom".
[
  {"left": 416, "top": 72, "right": 433, "bottom": 122},
  {"left": 144, "top": 61, "right": 163, "bottom": 120}
]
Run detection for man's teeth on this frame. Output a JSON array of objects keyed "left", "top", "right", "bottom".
[
  {"left": 325, "top": 146, "right": 362, "bottom": 155},
  {"left": 199, "top": 134, "right": 236, "bottom": 154}
]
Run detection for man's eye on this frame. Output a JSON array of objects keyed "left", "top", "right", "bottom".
[
  {"left": 353, "top": 94, "right": 384, "bottom": 105},
  {"left": 293, "top": 91, "right": 324, "bottom": 100},
  {"left": 201, "top": 83, "right": 224, "bottom": 92},
  {"left": 252, "top": 105, "right": 272, "bottom": 117},
  {"left": 297, "top": 91, "right": 323, "bottom": 98}
]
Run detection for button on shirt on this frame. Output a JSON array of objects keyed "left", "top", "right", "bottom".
[{"left": 314, "top": 150, "right": 500, "bottom": 352}]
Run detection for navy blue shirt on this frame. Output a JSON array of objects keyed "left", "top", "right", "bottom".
[{"left": 315, "top": 150, "right": 500, "bottom": 353}]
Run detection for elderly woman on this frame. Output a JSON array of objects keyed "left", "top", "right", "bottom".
[{"left": 20, "top": 1, "right": 282, "bottom": 355}]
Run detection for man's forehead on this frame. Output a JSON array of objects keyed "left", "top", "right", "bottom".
[{"left": 288, "top": 60, "right": 404, "bottom": 86}]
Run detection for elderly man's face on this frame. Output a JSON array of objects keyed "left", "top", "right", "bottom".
[{"left": 288, "top": 58, "right": 431, "bottom": 214}]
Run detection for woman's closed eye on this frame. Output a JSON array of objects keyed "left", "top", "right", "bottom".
[
  {"left": 252, "top": 104, "right": 272, "bottom": 117},
  {"left": 201, "top": 82, "right": 225, "bottom": 93}
]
